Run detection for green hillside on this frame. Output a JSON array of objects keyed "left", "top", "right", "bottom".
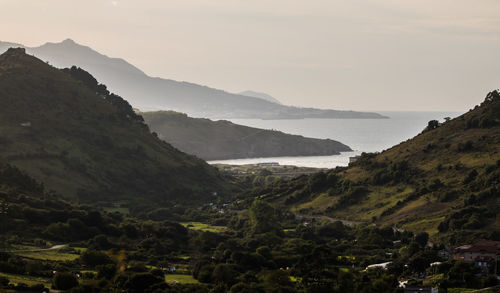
[
  {"left": 0, "top": 89, "right": 497, "bottom": 292},
  {"left": 254, "top": 90, "right": 500, "bottom": 243},
  {"left": 142, "top": 111, "right": 351, "bottom": 160},
  {"left": 0, "top": 48, "right": 233, "bottom": 206}
]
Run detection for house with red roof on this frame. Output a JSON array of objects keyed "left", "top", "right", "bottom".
[{"left": 454, "top": 240, "right": 500, "bottom": 271}]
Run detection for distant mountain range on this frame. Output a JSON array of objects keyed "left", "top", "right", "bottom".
[
  {"left": 0, "top": 48, "right": 234, "bottom": 205},
  {"left": 142, "top": 111, "right": 352, "bottom": 160},
  {"left": 0, "top": 39, "right": 387, "bottom": 120}
]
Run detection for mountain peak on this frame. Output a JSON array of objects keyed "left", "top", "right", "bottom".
[
  {"left": 39, "top": 38, "right": 81, "bottom": 49},
  {"left": 58, "top": 38, "right": 82, "bottom": 48},
  {"left": 61, "top": 38, "right": 76, "bottom": 44}
]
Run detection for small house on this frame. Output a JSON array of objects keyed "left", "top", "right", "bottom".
[
  {"left": 454, "top": 240, "right": 500, "bottom": 262},
  {"left": 453, "top": 240, "right": 500, "bottom": 271},
  {"left": 166, "top": 265, "right": 176, "bottom": 273},
  {"left": 349, "top": 156, "right": 361, "bottom": 164}
]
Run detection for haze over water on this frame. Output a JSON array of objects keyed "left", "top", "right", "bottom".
[{"left": 208, "top": 111, "right": 460, "bottom": 168}]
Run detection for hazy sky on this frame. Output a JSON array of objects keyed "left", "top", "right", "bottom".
[{"left": 1, "top": 0, "right": 500, "bottom": 111}]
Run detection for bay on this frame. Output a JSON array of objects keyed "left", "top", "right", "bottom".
[{"left": 208, "top": 111, "right": 460, "bottom": 168}]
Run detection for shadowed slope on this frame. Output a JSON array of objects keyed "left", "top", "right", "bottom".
[{"left": 0, "top": 48, "right": 233, "bottom": 206}]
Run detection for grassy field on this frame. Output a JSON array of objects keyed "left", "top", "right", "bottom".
[
  {"left": 15, "top": 250, "right": 80, "bottom": 261},
  {"left": 0, "top": 272, "right": 50, "bottom": 287},
  {"left": 180, "top": 222, "right": 227, "bottom": 233},
  {"left": 294, "top": 192, "right": 337, "bottom": 213},
  {"left": 290, "top": 276, "right": 303, "bottom": 283},
  {"left": 11, "top": 244, "right": 82, "bottom": 262},
  {"left": 72, "top": 247, "right": 87, "bottom": 253},
  {"left": 165, "top": 274, "right": 199, "bottom": 284},
  {"left": 401, "top": 215, "right": 446, "bottom": 235}
]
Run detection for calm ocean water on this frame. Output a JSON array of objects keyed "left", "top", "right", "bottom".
[{"left": 208, "top": 111, "right": 460, "bottom": 168}]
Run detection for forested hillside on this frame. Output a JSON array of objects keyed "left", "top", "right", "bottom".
[
  {"left": 1, "top": 161, "right": 497, "bottom": 292},
  {"left": 0, "top": 48, "right": 235, "bottom": 206}
]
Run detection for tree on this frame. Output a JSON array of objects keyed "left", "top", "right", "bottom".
[
  {"left": 308, "top": 172, "right": 327, "bottom": 193},
  {"left": 446, "top": 261, "right": 480, "bottom": 288},
  {"left": 369, "top": 274, "right": 397, "bottom": 293},
  {"left": 230, "top": 282, "right": 265, "bottom": 293},
  {"left": 256, "top": 246, "right": 272, "bottom": 259},
  {"left": 263, "top": 269, "right": 294, "bottom": 288},
  {"left": 485, "top": 89, "right": 500, "bottom": 102},
  {"left": 212, "top": 264, "right": 239, "bottom": 286},
  {"left": 259, "top": 169, "right": 272, "bottom": 177},
  {"left": 123, "top": 272, "right": 164, "bottom": 293},
  {"left": 249, "top": 200, "right": 281, "bottom": 235},
  {"left": 97, "top": 264, "right": 117, "bottom": 279},
  {"left": 91, "top": 234, "right": 111, "bottom": 250},
  {"left": 424, "top": 120, "right": 439, "bottom": 132},
  {"left": 210, "top": 283, "right": 229, "bottom": 293},
  {"left": 79, "top": 250, "right": 113, "bottom": 267},
  {"left": 408, "top": 251, "right": 435, "bottom": 273},
  {"left": 414, "top": 232, "right": 429, "bottom": 247},
  {"left": 53, "top": 272, "right": 78, "bottom": 290},
  {"left": 316, "top": 221, "right": 346, "bottom": 239},
  {"left": 197, "top": 264, "right": 215, "bottom": 283}
]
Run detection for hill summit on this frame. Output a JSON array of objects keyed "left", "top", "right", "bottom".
[{"left": 0, "top": 48, "right": 233, "bottom": 207}]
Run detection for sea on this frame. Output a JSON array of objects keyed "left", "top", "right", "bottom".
[{"left": 207, "top": 111, "right": 460, "bottom": 168}]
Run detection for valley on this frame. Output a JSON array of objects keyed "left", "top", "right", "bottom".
[{"left": 0, "top": 47, "right": 498, "bottom": 293}]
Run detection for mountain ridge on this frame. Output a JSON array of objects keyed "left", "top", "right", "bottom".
[
  {"left": 238, "top": 90, "right": 282, "bottom": 104},
  {"left": 0, "top": 39, "right": 387, "bottom": 120}
]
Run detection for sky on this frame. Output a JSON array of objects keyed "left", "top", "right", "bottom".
[{"left": 1, "top": 0, "right": 499, "bottom": 111}]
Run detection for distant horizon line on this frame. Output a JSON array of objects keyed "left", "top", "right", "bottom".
[{"left": 0, "top": 38, "right": 487, "bottom": 114}]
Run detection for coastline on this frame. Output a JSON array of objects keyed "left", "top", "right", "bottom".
[{"left": 207, "top": 151, "right": 362, "bottom": 169}]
